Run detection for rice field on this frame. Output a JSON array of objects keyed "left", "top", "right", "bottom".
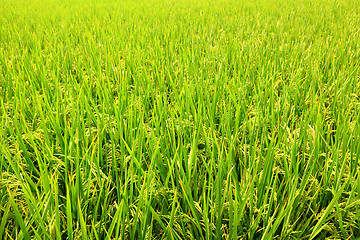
[{"left": 1, "top": 0, "right": 360, "bottom": 239}]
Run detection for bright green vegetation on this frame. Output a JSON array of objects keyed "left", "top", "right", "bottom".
[{"left": 1, "top": 0, "right": 360, "bottom": 239}]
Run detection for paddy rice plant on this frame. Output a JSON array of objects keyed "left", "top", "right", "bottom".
[{"left": 1, "top": 0, "right": 360, "bottom": 239}]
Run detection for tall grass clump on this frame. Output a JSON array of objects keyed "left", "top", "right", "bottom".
[{"left": 1, "top": 0, "right": 360, "bottom": 239}]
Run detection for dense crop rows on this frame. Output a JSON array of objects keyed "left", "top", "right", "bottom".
[{"left": 1, "top": 0, "right": 360, "bottom": 239}]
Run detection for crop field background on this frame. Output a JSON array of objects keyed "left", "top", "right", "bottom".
[{"left": 1, "top": 0, "right": 360, "bottom": 239}]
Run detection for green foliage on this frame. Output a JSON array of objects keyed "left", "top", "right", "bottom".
[{"left": 1, "top": 0, "right": 360, "bottom": 239}]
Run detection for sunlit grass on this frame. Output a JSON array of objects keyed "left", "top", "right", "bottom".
[{"left": 1, "top": 0, "right": 360, "bottom": 239}]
